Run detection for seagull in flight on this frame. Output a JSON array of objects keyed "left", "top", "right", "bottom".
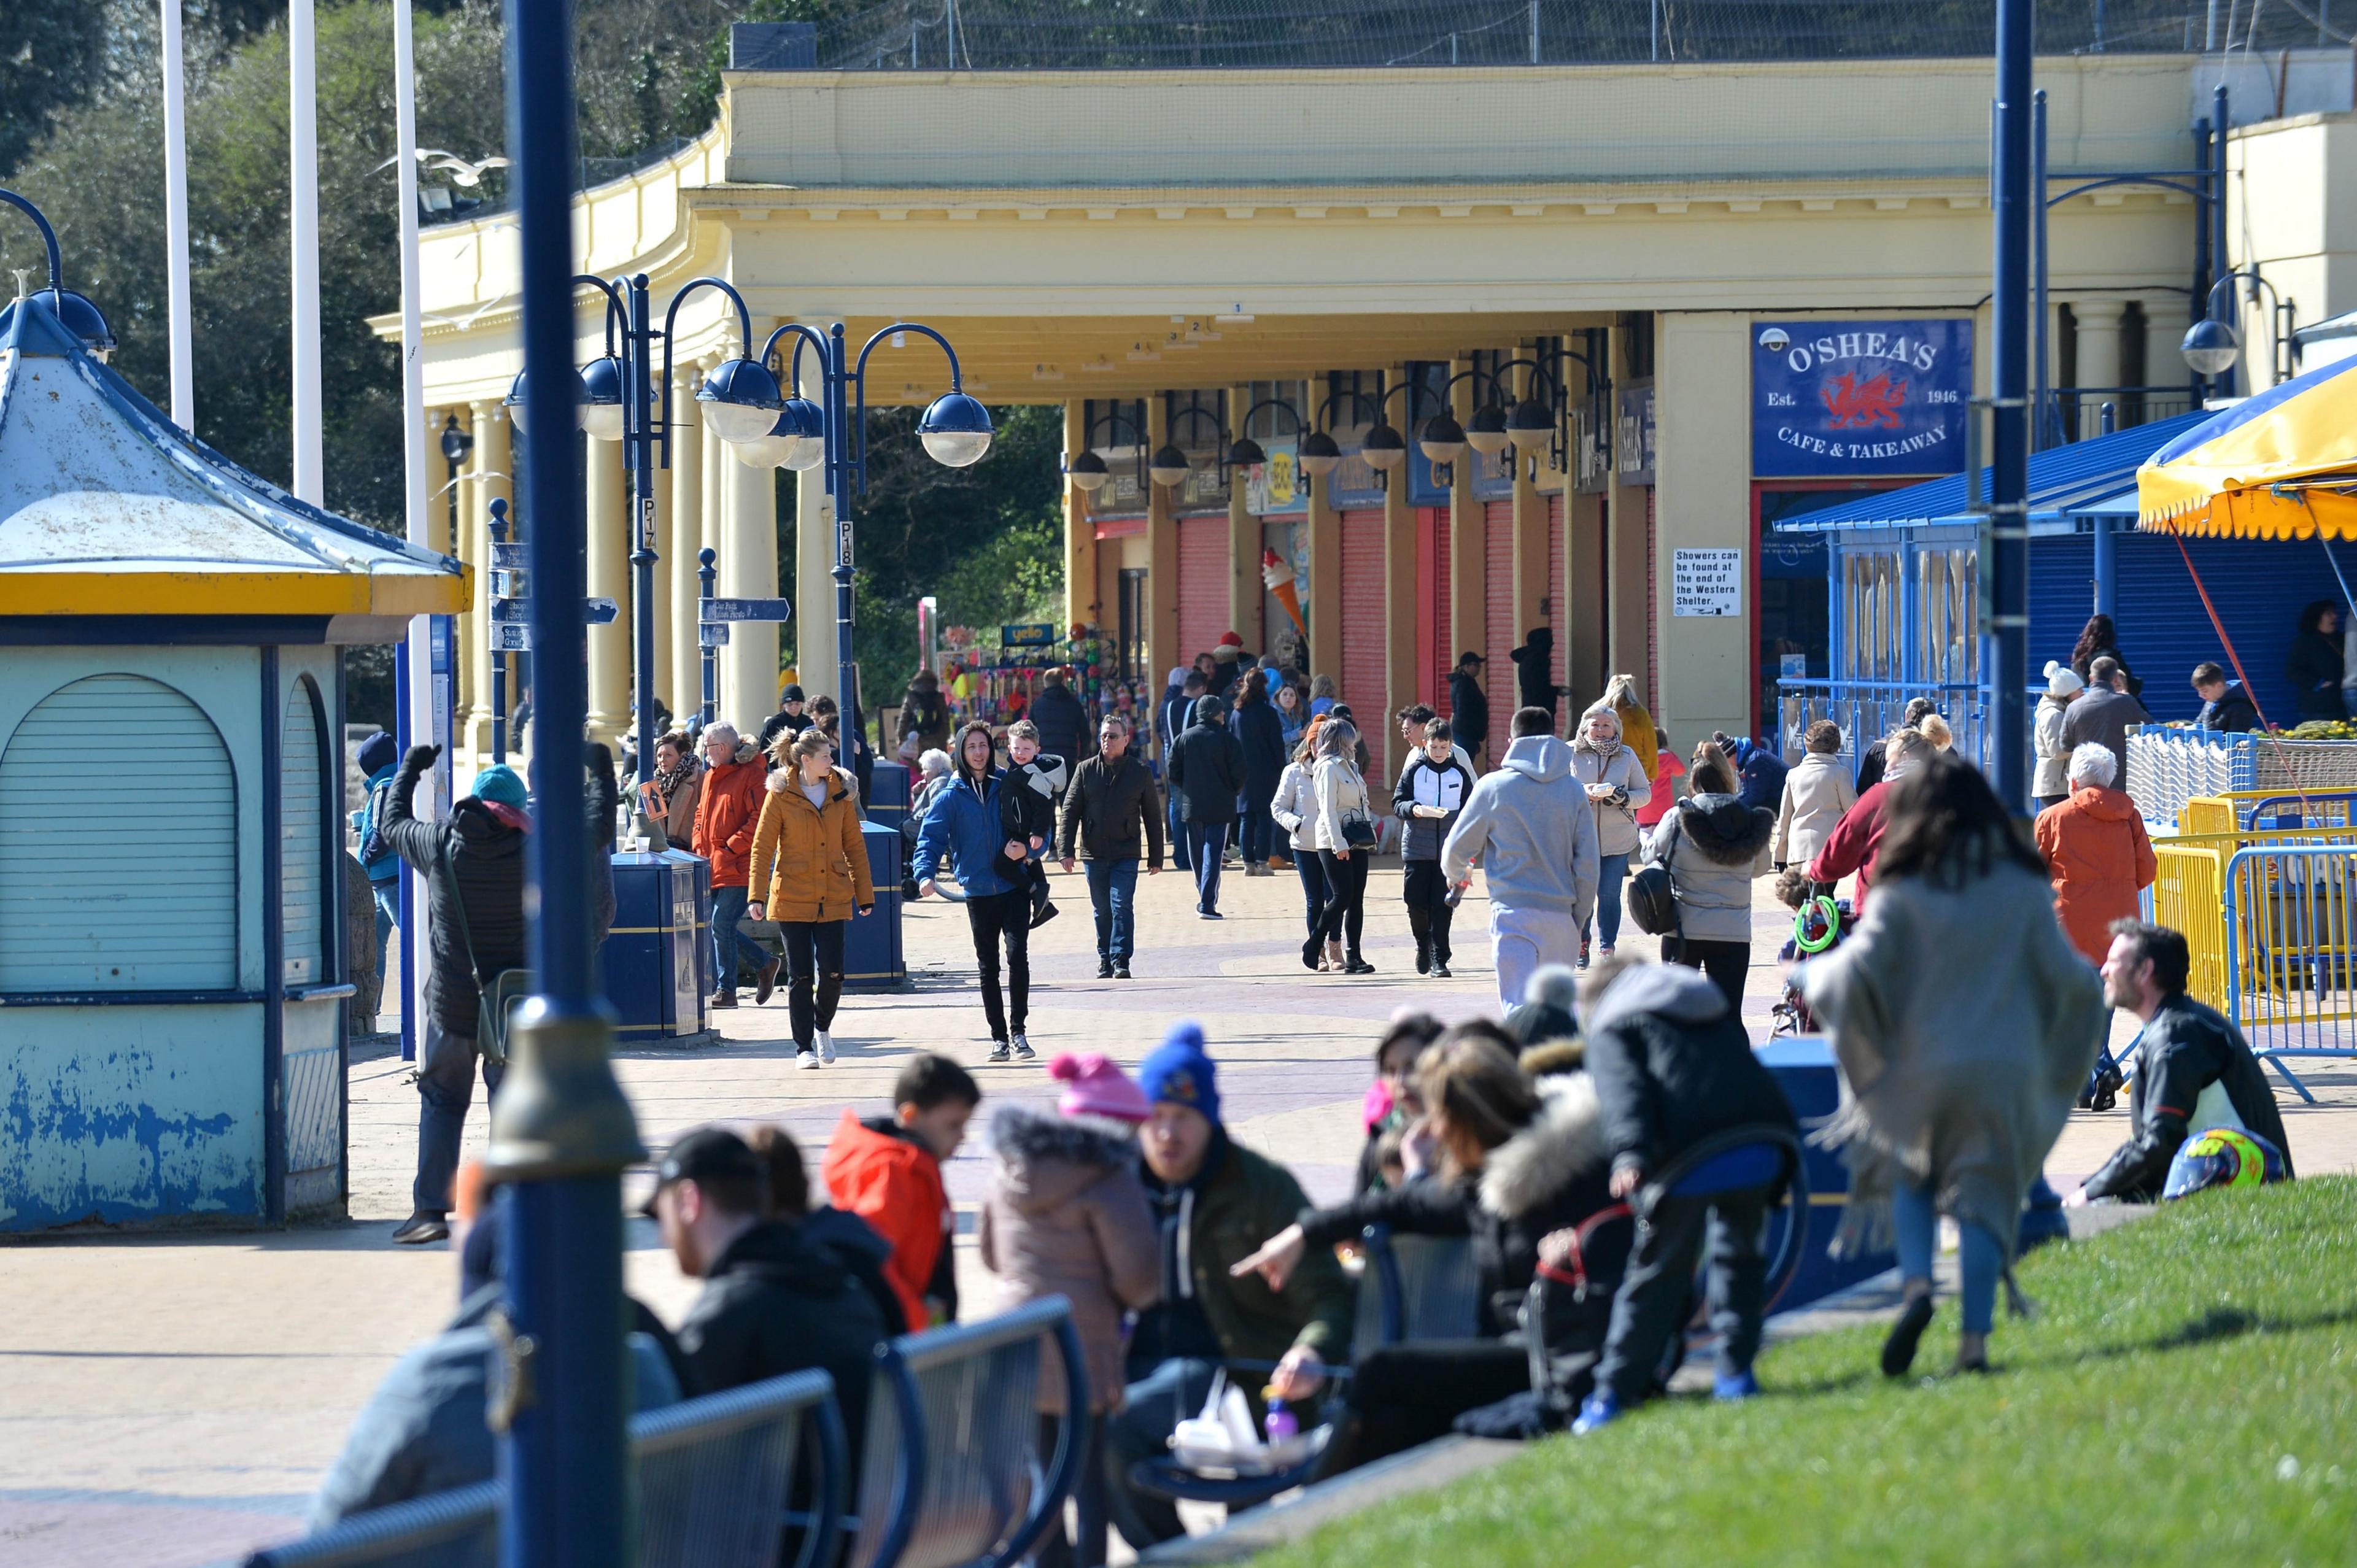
[{"left": 372, "top": 149, "right": 509, "bottom": 187}]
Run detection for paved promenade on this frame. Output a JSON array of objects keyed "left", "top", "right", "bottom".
[{"left": 4, "top": 858, "right": 2351, "bottom": 1566}]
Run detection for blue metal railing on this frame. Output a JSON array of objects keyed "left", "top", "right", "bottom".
[{"left": 1773, "top": 678, "right": 2043, "bottom": 777}]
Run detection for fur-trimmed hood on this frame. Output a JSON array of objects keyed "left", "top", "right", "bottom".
[
  {"left": 988, "top": 1102, "right": 1141, "bottom": 1215},
  {"left": 1674, "top": 792, "right": 1775, "bottom": 866},
  {"left": 1477, "top": 1073, "right": 1609, "bottom": 1221},
  {"left": 763, "top": 763, "right": 859, "bottom": 801}
]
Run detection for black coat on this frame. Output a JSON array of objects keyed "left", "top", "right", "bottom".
[
  {"left": 1234, "top": 697, "right": 1288, "bottom": 805},
  {"left": 1449, "top": 669, "right": 1490, "bottom": 758},
  {"left": 675, "top": 1219, "right": 891, "bottom": 1459},
  {"left": 2197, "top": 682, "right": 2261, "bottom": 733},
  {"left": 2081, "top": 995, "right": 2294, "bottom": 1201},
  {"left": 1029, "top": 681, "right": 1091, "bottom": 765},
  {"left": 1056, "top": 751, "right": 1166, "bottom": 867},
  {"left": 1511, "top": 629, "right": 1561, "bottom": 717},
  {"left": 1584, "top": 964, "right": 1796, "bottom": 1182},
  {"left": 2287, "top": 631, "right": 2347, "bottom": 720},
  {"left": 1166, "top": 697, "right": 1247, "bottom": 825}
]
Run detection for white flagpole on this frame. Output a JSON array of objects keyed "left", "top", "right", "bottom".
[
  {"left": 161, "top": 0, "right": 194, "bottom": 430},
  {"left": 288, "top": 0, "right": 324, "bottom": 504},
  {"left": 394, "top": 0, "right": 441, "bottom": 1047}
]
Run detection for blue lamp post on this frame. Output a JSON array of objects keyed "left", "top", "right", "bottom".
[
  {"left": 752, "top": 320, "right": 993, "bottom": 728},
  {"left": 502, "top": 274, "right": 782, "bottom": 785}
]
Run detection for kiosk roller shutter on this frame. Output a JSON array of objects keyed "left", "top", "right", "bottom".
[
  {"left": 1485, "top": 499, "right": 1517, "bottom": 760},
  {"left": 0, "top": 674, "right": 236, "bottom": 990},
  {"left": 1176, "top": 516, "right": 1228, "bottom": 670},
  {"left": 1340, "top": 510, "right": 1388, "bottom": 724}
]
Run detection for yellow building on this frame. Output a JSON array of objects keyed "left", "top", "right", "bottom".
[{"left": 394, "top": 44, "right": 2357, "bottom": 779}]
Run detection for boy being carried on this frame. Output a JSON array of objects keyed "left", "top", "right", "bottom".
[{"left": 998, "top": 719, "right": 1067, "bottom": 930}]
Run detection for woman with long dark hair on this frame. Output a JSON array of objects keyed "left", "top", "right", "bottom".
[
  {"left": 1800, "top": 752, "right": 2103, "bottom": 1377},
  {"left": 2068, "top": 612, "right": 2141, "bottom": 698},
  {"left": 913, "top": 721, "right": 1040, "bottom": 1062},
  {"left": 1233, "top": 668, "right": 1289, "bottom": 875}
]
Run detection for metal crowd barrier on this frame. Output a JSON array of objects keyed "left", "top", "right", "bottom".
[
  {"left": 2223, "top": 844, "right": 2357, "bottom": 1103},
  {"left": 2129, "top": 730, "right": 2357, "bottom": 830}
]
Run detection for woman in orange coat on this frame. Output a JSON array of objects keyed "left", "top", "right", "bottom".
[
  {"left": 748, "top": 727, "right": 875, "bottom": 1067},
  {"left": 2032, "top": 742, "right": 2156, "bottom": 965}
]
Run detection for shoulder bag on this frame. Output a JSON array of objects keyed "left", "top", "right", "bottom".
[
  {"left": 1624, "top": 821, "right": 1682, "bottom": 937},
  {"left": 1338, "top": 766, "right": 1379, "bottom": 850},
  {"left": 437, "top": 832, "right": 532, "bottom": 1065}
]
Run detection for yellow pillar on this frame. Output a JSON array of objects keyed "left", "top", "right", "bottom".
[
  {"left": 1064, "top": 400, "right": 1100, "bottom": 637},
  {"left": 1227, "top": 384, "right": 1260, "bottom": 650},
  {"left": 649, "top": 399, "right": 676, "bottom": 725},
  {"left": 1145, "top": 395, "right": 1178, "bottom": 755},
  {"left": 795, "top": 453, "right": 837, "bottom": 714},
  {"left": 586, "top": 431, "right": 633, "bottom": 749},
  {"left": 1380, "top": 364, "right": 1418, "bottom": 783},
  {"left": 449, "top": 406, "right": 485, "bottom": 770},
  {"left": 700, "top": 361, "right": 732, "bottom": 720},
  {"left": 721, "top": 404, "right": 780, "bottom": 732},
  {"left": 466, "top": 401, "right": 510, "bottom": 763},
  {"left": 667, "top": 365, "right": 704, "bottom": 726},
  {"left": 1510, "top": 352, "right": 1550, "bottom": 732},
  {"left": 1305, "top": 400, "right": 1342, "bottom": 694}
]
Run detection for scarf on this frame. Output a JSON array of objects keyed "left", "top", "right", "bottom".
[{"left": 650, "top": 755, "right": 695, "bottom": 811}]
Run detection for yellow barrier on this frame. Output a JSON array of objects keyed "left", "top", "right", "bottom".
[
  {"left": 2177, "top": 795, "right": 2237, "bottom": 836},
  {"left": 2150, "top": 825, "right": 2357, "bottom": 1014}
]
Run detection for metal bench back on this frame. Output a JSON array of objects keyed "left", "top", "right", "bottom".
[
  {"left": 845, "top": 1298, "right": 1086, "bottom": 1568},
  {"left": 633, "top": 1367, "right": 840, "bottom": 1568},
  {"left": 243, "top": 1482, "right": 498, "bottom": 1568},
  {"left": 1352, "top": 1226, "right": 1485, "bottom": 1359}
]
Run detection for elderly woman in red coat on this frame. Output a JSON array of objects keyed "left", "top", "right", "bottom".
[{"left": 2032, "top": 742, "right": 2157, "bottom": 964}]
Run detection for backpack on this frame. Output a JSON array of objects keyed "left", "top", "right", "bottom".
[{"left": 1624, "top": 830, "right": 1681, "bottom": 937}]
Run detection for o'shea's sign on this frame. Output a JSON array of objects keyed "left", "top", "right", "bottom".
[{"left": 1752, "top": 320, "right": 1973, "bottom": 479}]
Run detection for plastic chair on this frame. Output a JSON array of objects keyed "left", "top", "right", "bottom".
[{"left": 842, "top": 1297, "right": 1088, "bottom": 1568}]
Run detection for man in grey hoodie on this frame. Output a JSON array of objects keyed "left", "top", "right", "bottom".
[{"left": 1442, "top": 706, "right": 1601, "bottom": 1013}]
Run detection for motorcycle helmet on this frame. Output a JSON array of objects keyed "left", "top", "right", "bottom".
[{"left": 2161, "top": 1127, "right": 2289, "bottom": 1200}]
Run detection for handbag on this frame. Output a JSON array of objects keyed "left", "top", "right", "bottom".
[
  {"left": 436, "top": 833, "right": 532, "bottom": 1065},
  {"left": 1333, "top": 763, "right": 1378, "bottom": 850},
  {"left": 1624, "top": 827, "right": 1682, "bottom": 937}
]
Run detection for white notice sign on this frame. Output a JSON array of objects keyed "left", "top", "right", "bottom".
[{"left": 1673, "top": 548, "right": 1743, "bottom": 617}]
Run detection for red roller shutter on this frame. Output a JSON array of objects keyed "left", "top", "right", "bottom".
[
  {"left": 1339, "top": 509, "right": 1387, "bottom": 725},
  {"left": 1429, "top": 508, "right": 1452, "bottom": 717},
  {"left": 1644, "top": 488, "right": 1659, "bottom": 711},
  {"left": 1548, "top": 494, "right": 1568, "bottom": 702},
  {"left": 1485, "top": 500, "right": 1516, "bottom": 759},
  {"left": 1177, "top": 516, "right": 1228, "bottom": 670}
]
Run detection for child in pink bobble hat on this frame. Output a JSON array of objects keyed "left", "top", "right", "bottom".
[{"left": 979, "top": 1052, "right": 1160, "bottom": 1567}]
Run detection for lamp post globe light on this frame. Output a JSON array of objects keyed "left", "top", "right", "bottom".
[
  {"left": 2180, "top": 316, "right": 2241, "bottom": 378},
  {"left": 1059, "top": 406, "right": 1145, "bottom": 500},
  {"left": 501, "top": 271, "right": 781, "bottom": 786},
  {"left": 748, "top": 319, "right": 993, "bottom": 735}
]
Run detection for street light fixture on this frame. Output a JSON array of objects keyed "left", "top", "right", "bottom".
[
  {"left": 0, "top": 190, "right": 115, "bottom": 359},
  {"left": 1465, "top": 401, "right": 1512, "bottom": 456},
  {"left": 1148, "top": 442, "right": 1194, "bottom": 489},
  {"left": 1065, "top": 448, "right": 1112, "bottom": 492},
  {"left": 1060, "top": 406, "right": 1145, "bottom": 496},
  {"left": 2179, "top": 317, "right": 2240, "bottom": 378},
  {"left": 2182, "top": 267, "right": 2297, "bottom": 389},
  {"left": 918, "top": 390, "right": 995, "bottom": 466}
]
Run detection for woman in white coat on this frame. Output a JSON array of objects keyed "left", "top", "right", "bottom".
[
  {"left": 1269, "top": 715, "right": 1333, "bottom": 951},
  {"left": 2034, "top": 662, "right": 2084, "bottom": 809},
  {"left": 1771, "top": 719, "right": 1859, "bottom": 872},
  {"left": 1569, "top": 705, "right": 1651, "bottom": 966}
]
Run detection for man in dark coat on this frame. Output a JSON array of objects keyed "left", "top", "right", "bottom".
[
  {"left": 1057, "top": 713, "right": 1165, "bottom": 978},
  {"left": 651, "top": 1128, "right": 890, "bottom": 1463},
  {"left": 2077, "top": 921, "right": 2294, "bottom": 1203},
  {"left": 2060, "top": 657, "right": 2153, "bottom": 779},
  {"left": 1577, "top": 960, "right": 1797, "bottom": 1427},
  {"left": 1510, "top": 627, "right": 1562, "bottom": 722},
  {"left": 1449, "top": 651, "right": 1491, "bottom": 767},
  {"left": 1164, "top": 693, "right": 1247, "bottom": 919},
  {"left": 1028, "top": 666, "right": 1091, "bottom": 768},
  {"left": 1157, "top": 669, "right": 1206, "bottom": 873},
  {"left": 1232, "top": 674, "right": 1289, "bottom": 876}
]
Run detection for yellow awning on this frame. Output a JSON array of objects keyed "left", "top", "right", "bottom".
[{"left": 2136, "top": 353, "right": 2357, "bottom": 538}]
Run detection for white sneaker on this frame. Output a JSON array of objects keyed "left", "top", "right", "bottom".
[
  {"left": 795, "top": 1049, "right": 820, "bottom": 1070},
  {"left": 1010, "top": 1033, "right": 1037, "bottom": 1062},
  {"left": 815, "top": 1029, "right": 836, "bottom": 1065}
]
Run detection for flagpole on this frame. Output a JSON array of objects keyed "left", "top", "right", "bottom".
[
  {"left": 161, "top": 0, "right": 193, "bottom": 430},
  {"left": 288, "top": 0, "right": 323, "bottom": 504}
]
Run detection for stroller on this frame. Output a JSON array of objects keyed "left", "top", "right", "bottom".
[{"left": 1770, "top": 890, "right": 1851, "bottom": 1037}]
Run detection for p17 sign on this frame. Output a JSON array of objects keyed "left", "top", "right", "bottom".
[{"left": 1752, "top": 320, "right": 1972, "bottom": 478}]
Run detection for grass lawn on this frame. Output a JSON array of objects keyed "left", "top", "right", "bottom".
[{"left": 1256, "top": 1176, "right": 2357, "bottom": 1567}]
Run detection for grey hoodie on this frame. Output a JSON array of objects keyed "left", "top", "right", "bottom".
[{"left": 1441, "top": 733, "right": 1600, "bottom": 922}]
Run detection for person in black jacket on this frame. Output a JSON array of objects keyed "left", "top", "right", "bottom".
[
  {"left": 1028, "top": 666, "right": 1091, "bottom": 768},
  {"left": 2286, "top": 600, "right": 2347, "bottom": 722},
  {"left": 1056, "top": 713, "right": 1165, "bottom": 979},
  {"left": 2191, "top": 663, "right": 2261, "bottom": 733},
  {"left": 1448, "top": 651, "right": 1491, "bottom": 767},
  {"left": 1232, "top": 1027, "right": 1624, "bottom": 1470},
  {"left": 1233, "top": 670, "right": 1290, "bottom": 877},
  {"left": 1164, "top": 693, "right": 1247, "bottom": 919},
  {"left": 377, "top": 741, "right": 615, "bottom": 1246},
  {"left": 1157, "top": 670, "right": 1206, "bottom": 873},
  {"left": 2075, "top": 921, "right": 2295, "bottom": 1203},
  {"left": 1510, "top": 627, "right": 1562, "bottom": 724},
  {"left": 651, "top": 1127, "right": 891, "bottom": 1462},
  {"left": 1576, "top": 960, "right": 1798, "bottom": 1429}
]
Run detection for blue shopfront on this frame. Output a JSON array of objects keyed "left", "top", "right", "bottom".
[{"left": 1770, "top": 409, "right": 2324, "bottom": 767}]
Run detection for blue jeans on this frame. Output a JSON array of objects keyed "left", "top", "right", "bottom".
[
  {"left": 1105, "top": 1357, "right": 1221, "bottom": 1551},
  {"left": 370, "top": 879, "right": 400, "bottom": 994},
  {"left": 1588, "top": 852, "right": 1630, "bottom": 948},
  {"left": 1084, "top": 857, "right": 1140, "bottom": 962},
  {"left": 1167, "top": 794, "right": 1191, "bottom": 871},
  {"left": 1293, "top": 848, "right": 1329, "bottom": 932},
  {"left": 708, "top": 884, "right": 768, "bottom": 994},
  {"left": 1240, "top": 803, "right": 1274, "bottom": 863},
  {"left": 1185, "top": 823, "right": 1229, "bottom": 912},
  {"left": 1892, "top": 1180, "right": 2002, "bottom": 1335}
]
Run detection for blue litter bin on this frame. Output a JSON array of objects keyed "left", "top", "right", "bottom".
[
  {"left": 865, "top": 760, "right": 910, "bottom": 838},
  {"left": 1759, "top": 1034, "right": 1891, "bottom": 1312},
  {"left": 843, "top": 821, "right": 906, "bottom": 992},
  {"left": 602, "top": 849, "right": 711, "bottom": 1040}
]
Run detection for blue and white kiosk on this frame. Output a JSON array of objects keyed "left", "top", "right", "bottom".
[{"left": 0, "top": 250, "right": 466, "bottom": 1230}]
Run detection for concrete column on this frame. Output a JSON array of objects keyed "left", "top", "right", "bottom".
[
  {"left": 649, "top": 400, "right": 676, "bottom": 722},
  {"left": 1653, "top": 312, "right": 1752, "bottom": 747},
  {"left": 721, "top": 417, "right": 780, "bottom": 732},
  {"left": 1509, "top": 354, "right": 1549, "bottom": 732},
  {"left": 1379, "top": 365, "right": 1417, "bottom": 783},
  {"left": 1446, "top": 356, "right": 1484, "bottom": 716},
  {"left": 795, "top": 460, "right": 838, "bottom": 712},
  {"left": 1145, "top": 395, "right": 1178, "bottom": 746},
  {"left": 1305, "top": 408, "right": 1343, "bottom": 694},
  {"left": 1606, "top": 323, "right": 1652, "bottom": 701},
  {"left": 1063, "top": 400, "right": 1100, "bottom": 635},
  {"left": 2073, "top": 298, "right": 2128, "bottom": 439},
  {"left": 462, "top": 400, "right": 509, "bottom": 763},
  {"left": 667, "top": 366, "right": 703, "bottom": 728},
  {"left": 586, "top": 431, "right": 632, "bottom": 749},
  {"left": 2143, "top": 294, "right": 2190, "bottom": 409},
  {"left": 700, "top": 360, "right": 729, "bottom": 720},
  {"left": 1227, "top": 384, "right": 1260, "bottom": 649}
]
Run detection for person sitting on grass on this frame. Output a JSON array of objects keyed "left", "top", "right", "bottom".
[
  {"left": 2072, "top": 921, "right": 2295, "bottom": 1205},
  {"left": 1571, "top": 958, "right": 1799, "bottom": 1432}
]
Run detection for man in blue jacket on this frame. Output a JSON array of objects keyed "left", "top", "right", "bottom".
[
  {"left": 349, "top": 730, "right": 404, "bottom": 1006},
  {"left": 915, "top": 722, "right": 1040, "bottom": 1062}
]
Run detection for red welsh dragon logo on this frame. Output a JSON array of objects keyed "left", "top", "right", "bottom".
[{"left": 1820, "top": 372, "right": 1908, "bottom": 428}]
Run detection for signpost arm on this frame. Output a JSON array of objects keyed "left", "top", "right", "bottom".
[{"left": 700, "top": 547, "right": 718, "bottom": 731}]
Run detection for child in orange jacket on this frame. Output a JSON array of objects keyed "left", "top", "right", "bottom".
[{"left": 821, "top": 1053, "right": 981, "bottom": 1330}]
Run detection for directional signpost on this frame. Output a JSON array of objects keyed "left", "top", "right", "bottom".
[{"left": 695, "top": 547, "right": 789, "bottom": 729}]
